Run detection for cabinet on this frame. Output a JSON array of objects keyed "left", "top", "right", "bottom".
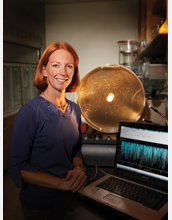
[
  {"left": 137, "top": 0, "right": 168, "bottom": 126},
  {"left": 3, "top": 0, "right": 46, "bottom": 171},
  {"left": 3, "top": 64, "right": 39, "bottom": 117},
  {"left": 138, "top": 0, "right": 168, "bottom": 58},
  {"left": 3, "top": 63, "right": 40, "bottom": 170}
]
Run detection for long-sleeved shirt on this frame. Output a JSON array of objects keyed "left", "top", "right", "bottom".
[{"left": 8, "top": 96, "right": 83, "bottom": 209}]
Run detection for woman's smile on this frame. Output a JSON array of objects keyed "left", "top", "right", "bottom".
[{"left": 55, "top": 77, "right": 68, "bottom": 83}]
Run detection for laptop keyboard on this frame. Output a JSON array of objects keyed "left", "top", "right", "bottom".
[{"left": 97, "top": 177, "right": 167, "bottom": 211}]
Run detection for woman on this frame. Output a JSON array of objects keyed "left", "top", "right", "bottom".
[{"left": 8, "top": 41, "right": 87, "bottom": 219}]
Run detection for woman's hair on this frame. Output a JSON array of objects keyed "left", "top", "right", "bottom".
[{"left": 33, "top": 41, "right": 80, "bottom": 92}]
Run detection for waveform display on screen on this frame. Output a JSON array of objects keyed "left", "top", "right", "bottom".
[{"left": 120, "top": 141, "right": 168, "bottom": 172}]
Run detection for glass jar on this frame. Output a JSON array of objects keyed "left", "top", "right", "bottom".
[{"left": 118, "top": 40, "right": 141, "bottom": 68}]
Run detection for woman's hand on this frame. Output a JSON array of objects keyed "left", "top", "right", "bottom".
[{"left": 61, "top": 168, "right": 87, "bottom": 193}]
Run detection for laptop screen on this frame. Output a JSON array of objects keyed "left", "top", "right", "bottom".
[{"left": 116, "top": 122, "right": 168, "bottom": 182}]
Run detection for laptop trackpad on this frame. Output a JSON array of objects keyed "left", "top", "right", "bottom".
[{"left": 102, "top": 194, "right": 123, "bottom": 206}]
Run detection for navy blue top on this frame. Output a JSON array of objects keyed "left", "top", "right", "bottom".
[{"left": 8, "top": 96, "right": 83, "bottom": 209}]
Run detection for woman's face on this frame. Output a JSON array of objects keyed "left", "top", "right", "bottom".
[{"left": 43, "top": 49, "right": 75, "bottom": 92}]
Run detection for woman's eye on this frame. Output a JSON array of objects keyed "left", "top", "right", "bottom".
[
  {"left": 53, "top": 64, "right": 59, "bottom": 67},
  {"left": 67, "top": 64, "right": 74, "bottom": 68}
]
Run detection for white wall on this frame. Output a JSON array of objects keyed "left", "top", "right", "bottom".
[{"left": 45, "top": 0, "right": 138, "bottom": 102}]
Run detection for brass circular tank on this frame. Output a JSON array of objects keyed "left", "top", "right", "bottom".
[{"left": 77, "top": 65, "right": 145, "bottom": 133}]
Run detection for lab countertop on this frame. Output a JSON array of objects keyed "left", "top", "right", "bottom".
[{"left": 48, "top": 167, "right": 168, "bottom": 220}]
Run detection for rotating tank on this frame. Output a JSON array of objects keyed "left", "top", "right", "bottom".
[{"left": 77, "top": 65, "right": 145, "bottom": 133}]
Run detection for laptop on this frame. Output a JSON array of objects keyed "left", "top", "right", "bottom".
[{"left": 79, "top": 122, "right": 168, "bottom": 220}]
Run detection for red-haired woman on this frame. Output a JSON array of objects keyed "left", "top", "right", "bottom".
[{"left": 8, "top": 42, "right": 87, "bottom": 220}]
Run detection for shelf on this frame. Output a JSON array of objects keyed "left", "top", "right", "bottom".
[{"left": 141, "top": 33, "right": 168, "bottom": 57}]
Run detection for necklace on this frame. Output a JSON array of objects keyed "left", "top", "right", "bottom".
[{"left": 42, "top": 92, "right": 67, "bottom": 111}]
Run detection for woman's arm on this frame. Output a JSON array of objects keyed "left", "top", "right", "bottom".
[
  {"left": 21, "top": 170, "right": 61, "bottom": 188},
  {"left": 73, "top": 157, "right": 86, "bottom": 170},
  {"left": 21, "top": 166, "right": 87, "bottom": 192},
  {"left": 21, "top": 170, "right": 67, "bottom": 190},
  {"left": 8, "top": 105, "right": 39, "bottom": 187}
]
